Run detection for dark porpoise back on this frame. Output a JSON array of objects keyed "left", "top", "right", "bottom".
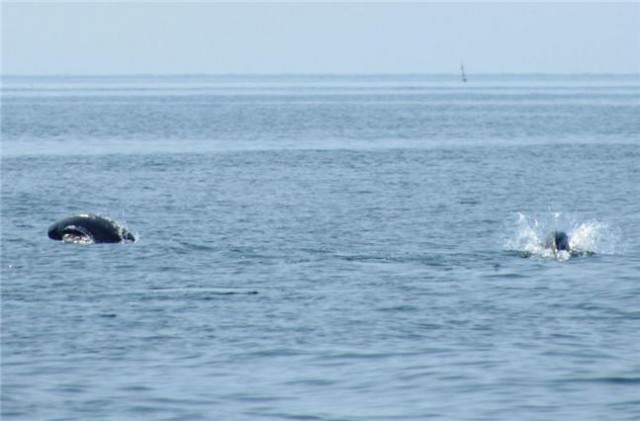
[
  {"left": 48, "top": 214, "right": 135, "bottom": 243},
  {"left": 544, "top": 230, "right": 570, "bottom": 252}
]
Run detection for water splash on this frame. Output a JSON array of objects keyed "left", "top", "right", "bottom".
[
  {"left": 504, "top": 212, "right": 617, "bottom": 260},
  {"left": 61, "top": 233, "right": 95, "bottom": 245}
]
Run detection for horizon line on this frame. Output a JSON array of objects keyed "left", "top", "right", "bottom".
[{"left": 3, "top": 71, "right": 639, "bottom": 78}]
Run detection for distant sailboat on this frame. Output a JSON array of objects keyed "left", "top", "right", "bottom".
[{"left": 460, "top": 63, "right": 467, "bottom": 83}]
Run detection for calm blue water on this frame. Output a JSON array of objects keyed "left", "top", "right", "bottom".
[{"left": 2, "top": 74, "right": 640, "bottom": 420}]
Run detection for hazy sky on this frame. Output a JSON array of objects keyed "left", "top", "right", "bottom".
[{"left": 2, "top": 2, "right": 639, "bottom": 74}]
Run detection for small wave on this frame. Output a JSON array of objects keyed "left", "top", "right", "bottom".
[
  {"left": 558, "top": 376, "right": 640, "bottom": 385},
  {"left": 504, "top": 212, "right": 618, "bottom": 260}
]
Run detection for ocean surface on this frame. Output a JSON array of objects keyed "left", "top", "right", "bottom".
[{"left": 2, "top": 74, "right": 640, "bottom": 420}]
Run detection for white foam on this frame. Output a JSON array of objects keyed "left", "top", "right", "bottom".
[{"left": 505, "top": 212, "right": 617, "bottom": 260}]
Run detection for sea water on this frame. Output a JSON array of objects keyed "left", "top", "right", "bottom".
[{"left": 2, "top": 74, "right": 640, "bottom": 420}]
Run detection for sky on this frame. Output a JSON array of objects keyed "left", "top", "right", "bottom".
[{"left": 2, "top": 2, "right": 639, "bottom": 75}]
